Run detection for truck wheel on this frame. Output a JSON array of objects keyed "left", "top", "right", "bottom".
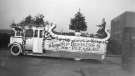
[{"left": 10, "top": 44, "right": 22, "bottom": 56}]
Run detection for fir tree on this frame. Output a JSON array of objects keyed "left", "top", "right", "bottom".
[{"left": 69, "top": 10, "right": 87, "bottom": 32}]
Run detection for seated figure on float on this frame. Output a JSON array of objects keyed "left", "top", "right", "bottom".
[{"left": 95, "top": 18, "right": 107, "bottom": 38}]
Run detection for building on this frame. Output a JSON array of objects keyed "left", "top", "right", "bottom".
[{"left": 110, "top": 11, "right": 135, "bottom": 55}]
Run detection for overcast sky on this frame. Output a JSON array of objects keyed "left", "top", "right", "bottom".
[{"left": 0, "top": 0, "right": 135, "bottom": 33}]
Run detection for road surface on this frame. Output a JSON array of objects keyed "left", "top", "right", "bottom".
[{"left": 0, "top": 49, "right": 132, "bottom": 76}]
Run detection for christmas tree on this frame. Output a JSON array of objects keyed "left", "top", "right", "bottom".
[{"left": 69, "top": 9, "right": 87, "bottom": 32}]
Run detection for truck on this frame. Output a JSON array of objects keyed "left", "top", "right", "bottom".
[{"left": 8, "top": 23, "right": 110, "bottom": 61}]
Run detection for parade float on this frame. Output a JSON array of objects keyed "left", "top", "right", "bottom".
[{"left": 8, "top": 15, "right": 110, "bottom": 61}]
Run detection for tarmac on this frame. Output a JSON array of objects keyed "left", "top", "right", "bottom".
[{"left": 0, "top": 49, "right": 134, "bottom": 76}]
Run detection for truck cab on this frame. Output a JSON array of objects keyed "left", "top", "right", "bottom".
[{"left": 9, "top": 26, "right": 44, "bottom": 56}]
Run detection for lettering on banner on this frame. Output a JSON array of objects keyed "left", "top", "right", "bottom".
[{"left": 48, "top": 38, "right": 104, "bottom": 52}]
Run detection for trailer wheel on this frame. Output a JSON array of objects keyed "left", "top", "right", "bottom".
[
  {"left": 10, "top": 44, "right": 22, "bottom": 56},
  {"left": 98, "top": 55, "right": 105, "bottom": 64}
]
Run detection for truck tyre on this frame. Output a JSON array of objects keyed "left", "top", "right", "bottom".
[{"left": 10, "top": 44, "right": 22, "bottom": 56}]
